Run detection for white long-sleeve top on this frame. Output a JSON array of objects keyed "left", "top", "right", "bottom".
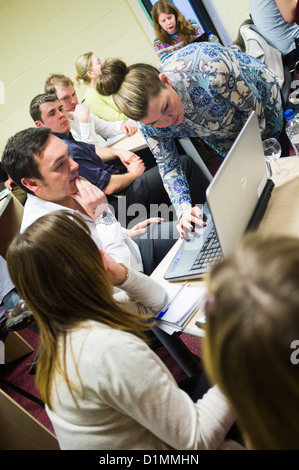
[
  {"left": 46, "top": 269, "right": 241, "bottom": 450},
  {"left": 69, "top": 113, "right": 125, "bottom": 147},
  {"left": 21, "top": 194, "right": 143, "bottom": 272}
]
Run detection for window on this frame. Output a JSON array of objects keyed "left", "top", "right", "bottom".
[{"left": 139, "top": 0, "right": 231, "bottom": 46}]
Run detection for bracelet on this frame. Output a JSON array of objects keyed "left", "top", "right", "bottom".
[{"left": 115, "top": 263, "right": 129, "bottom": 286}]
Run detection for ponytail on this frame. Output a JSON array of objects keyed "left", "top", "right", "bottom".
[
  {"left": 75, "top": 52, "right": 94, "bottom": 86},
  {"left": 95, "top": 58, "right": 127, "bottom": 96}
]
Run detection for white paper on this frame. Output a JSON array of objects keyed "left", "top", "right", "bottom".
[{"left": 157, "top": 281, "right": 206, "bottom": 329}]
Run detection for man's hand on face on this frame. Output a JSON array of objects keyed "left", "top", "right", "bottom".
[
  {"left": 70, "top": 176, "right": 108, "bottom": 219},
  {"left": 69, "top": 103, "right": 90, "bottom": 123}
]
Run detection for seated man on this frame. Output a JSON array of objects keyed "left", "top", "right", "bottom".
[
  {"left": 44, "top": 73, "right": 156, "bottom": 170},
  {"left": 44, "top": 73, "right": 138, "bottom": 147},
  {"left": 29, "top": 94, "right": 209, "bottom": 228},
  {"left": 2, "top": 127, "right": 179, "bottom": 276},
  {"left": 2, "top": 128, "right": 206, "bottom": 358}
]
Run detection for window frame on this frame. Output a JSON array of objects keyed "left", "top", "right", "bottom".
[{"left": 136, "top": 0, "right": 232, "bottom": 46}]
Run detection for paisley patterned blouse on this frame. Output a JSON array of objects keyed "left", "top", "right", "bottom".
[{"left": 138, "top": 42, "right": 283, "bottom": 218}]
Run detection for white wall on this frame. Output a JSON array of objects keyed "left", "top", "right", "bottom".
[
  {"left": 0, "top": 0, "right": 159, "bottom": 156},
  {"left": 0, "top": 0, "right": 249, "bottom": 156},
  {"left": 209, "top": 0, "right": 250, "bottom": 41}
]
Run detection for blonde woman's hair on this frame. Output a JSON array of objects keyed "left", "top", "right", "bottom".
[
  {"left": 7, "top": 211, "right": 154, "bottom": 409},
  {"left": 152, "top": 0, "right": 197, "bottom": 45},
  {"left": 203, "top": 232, "right": 299, "bottom": 450},
  {"left": 95, "top": 59, "right": 166, "bottom": 121},
  {"left": 75, "top": 51, "right": 93, "bottom": 85}
]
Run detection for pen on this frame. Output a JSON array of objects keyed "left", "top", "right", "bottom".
[{"left": 156, "top": 281, "right": 187, "bottom": 321}]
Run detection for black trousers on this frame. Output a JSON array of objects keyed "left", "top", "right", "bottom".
[
  {"left": 279, "top": 90, "right": 292, "bottom": 157},
  {"left": 108, "top": 155, "right": 210, "bottom": 228},
  {"left": 178, "top": 370, "right": 211, "bottom": 401},
  {"left": 283, "top": 38, "right": 299, "bottom": 71}
]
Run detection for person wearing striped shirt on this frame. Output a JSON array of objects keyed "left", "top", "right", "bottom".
[{"left": 152, "top": 0, "right": 203, "bottom": 63}]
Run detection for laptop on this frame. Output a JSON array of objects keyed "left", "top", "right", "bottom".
[{"left": 164, "top": 111, "right": 275, "bottom": 281}]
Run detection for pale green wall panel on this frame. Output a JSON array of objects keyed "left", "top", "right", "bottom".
[{"left": 0, "top": 0, "right": 249, "bottom": 156}]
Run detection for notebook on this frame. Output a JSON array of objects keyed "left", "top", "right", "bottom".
[
  {"left": 164, "top": 111, "right": 275, "bottom": 281},
  {"left": 156, "top": 280, "right": 206, "bottom": 334}
]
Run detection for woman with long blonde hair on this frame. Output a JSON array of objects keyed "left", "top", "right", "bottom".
[
  {"left": 204, "top": 232, "right": 299, "bottom": 449},
  {"left": 7, "top": 210, "right": 242, "bottom": 450}
]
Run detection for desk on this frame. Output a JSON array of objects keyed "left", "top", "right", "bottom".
[
  {"left": 151, "top": 156, "right": 299, "bottom": 338},
  {"left": 256, "top": 157, "right": 299, "bottom": 237},
  {"left": 108, "top": 130, "right": 148, "bottom": 152}
]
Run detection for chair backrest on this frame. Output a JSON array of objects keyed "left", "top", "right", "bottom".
[
  {"left": 240, "top": 24, "right": 285, "bottom": 88},
  {"left": 0, "top": 389, "right": 59, "bottom": 450},
  {"left": 0, "top": 193, "right": 24, "bottom": 259},
  {"left": 240, "top": 23, "right": 293, "bottom": 104}
]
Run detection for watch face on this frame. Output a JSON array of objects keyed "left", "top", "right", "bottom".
[
  {"left": 96, "top": 211, "right": 115, "bottom": 225},
  {"left": 103, "top": 212, "right": 115, "bottom": 225}
]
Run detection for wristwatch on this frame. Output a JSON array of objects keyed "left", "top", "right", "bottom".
[{"left": 94, "top": 211, "right": 115, "bottom": 225}]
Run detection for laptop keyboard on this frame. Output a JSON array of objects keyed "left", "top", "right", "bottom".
[{"left": 190, "top": 227, "right": 223, "bottom": 272}]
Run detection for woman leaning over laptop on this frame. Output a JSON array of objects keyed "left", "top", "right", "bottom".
[{"left": 96, "top": 42, "right": 285, "bottom": 239}]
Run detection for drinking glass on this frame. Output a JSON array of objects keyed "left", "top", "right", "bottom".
[{"left": 262, "top": 138, "right": 288, "bottom": 177}]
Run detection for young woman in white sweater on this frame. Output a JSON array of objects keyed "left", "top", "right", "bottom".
[{"left": 7, "top": 210, "right": 242, "bottom": 450}]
